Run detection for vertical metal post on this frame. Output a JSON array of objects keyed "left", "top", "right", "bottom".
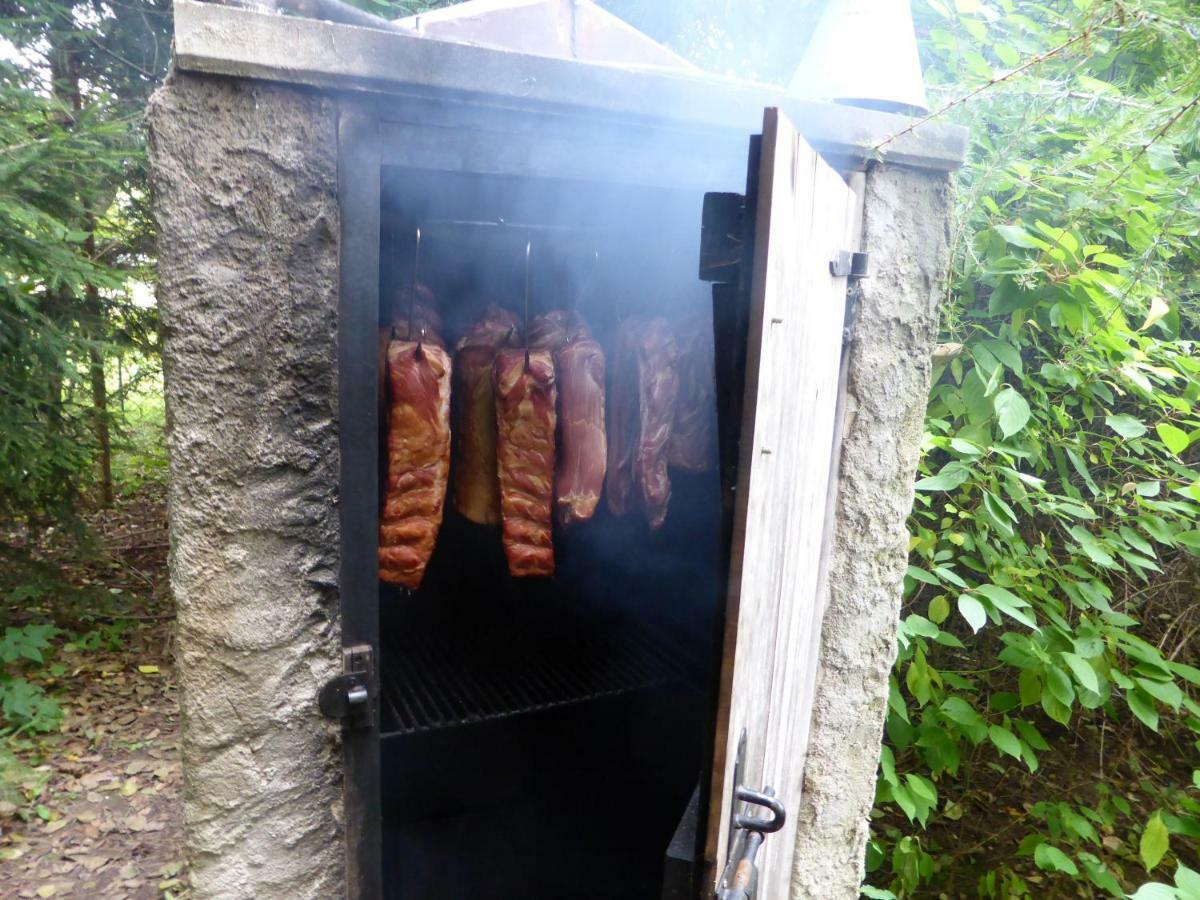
[{"left": 337, "top": 109, "right": 383, "bottom": 900}]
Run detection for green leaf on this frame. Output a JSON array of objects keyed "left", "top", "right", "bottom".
[
  {"left": 1046, "top": 666, "right": 1076, "bottom": 707},
  {"left": 1069, "top": 526, "right": 1117, "bottom": 568},
  {"left": 1014, "top": 719, "right": 1050, "bottom": 752},
  {"left": 1018, "top": 668, "right": 1042, "bottom": 707},
  {"left": 878, "top": 745, "right": 898, "bottom": 787},
  {"left": 905, "top": 773, "right": 937, "bottom": 805},
  {"left": 1077, "top": 851, "right": 1124, "bottom": 895},
  {"left": 958, "top": 594, "right": 987, "bottom": 633},
  {"left": 980, "top": 338, "right": 1024, "bottom": 375},
  {"left": 914, "top": 462, "right": 971, "bottom": 492},
  {"left": 1034, "top": 843, "right": 1078, "bottom": 875},
  {"left": 928, "top": 595, "right": 950, "bottom": 625},
  {"left": 1176, "top": 531, "right": 1200, "bottom": 551},
  {"left": 1141, "top": 813, "right": 1170, "bottom": 872},
  {"left": 904, "top": 615, "right": 939, "bottom": 639},
  {"left": 906, "top": 566, "right": 940, "bottom": 586},
  {"left": 994, "top": 387, "right": 1032, "bottom": 438},
  {"left": 1128, "top": 688, "right": 1160, "bottom": 732},
  {"left": 1105, "top": 413, "right": 1147, "bottom": 438},
  {"left": 975, "top": 583, "right": 1038, "bottom": 629},
  {"left": 995, "top": 223, "right": 1048, "bottom": 250},
  {"left": 1136, "top": 677, "right": 1183, "bottom": 711},
  {"left": 1156, "top": 423, "right": 1190, "bottom": 455},
  {"left": 988, "top": 724, "right": 1022, "bottom": 759},
  {"left": 940, "top": 696, "right": 986, "bottom": 738},
  {"left": 1061, "top": 651, "right": 1100, "bottom": 694},
  {"left": 890, "top": 782, "right": 917, "bottom": 821},
  {"left": 1128, "top": 885, "right": 1181, "bottom": 900},
  {"left": 1175, "top": 865, "right": 1200, "bottom": 898}
]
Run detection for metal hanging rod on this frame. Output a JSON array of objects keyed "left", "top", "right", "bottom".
[{"left": 417, "top": 217, "right": 606, "bottom": 235}]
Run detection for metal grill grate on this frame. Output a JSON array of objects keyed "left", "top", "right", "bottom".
[{"left": 379, "top": 615, "right": 692, "bottom": 736}]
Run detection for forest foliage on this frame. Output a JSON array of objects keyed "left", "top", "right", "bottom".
[
  {"left": 862, "top": 2, "right": 1200, "bottom": 897},
  {"left": 0, "top": 0, "right": 1198, "bottom": 897},
  {"left": 0, "top": 0, "right": 168, "bottom": 523}
]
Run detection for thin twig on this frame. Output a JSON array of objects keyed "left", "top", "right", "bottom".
[{"left": 872, "top": 11, "right": 1120, "bottom": 154}]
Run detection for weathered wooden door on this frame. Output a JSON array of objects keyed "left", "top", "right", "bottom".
[{"left": 706, "top": 108, "right": 861, "bottom": 898}]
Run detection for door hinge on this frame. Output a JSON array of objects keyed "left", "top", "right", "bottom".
[
  {"left": 829, "top": 250, "right": 870, "bottom": 279},
  {"left": 319, "top": 643, "right": 374, "bottom": 731}
]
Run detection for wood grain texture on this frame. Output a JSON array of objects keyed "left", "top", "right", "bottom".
[{"left": 706, "top": 108, "right": 857, "bottom": 897}]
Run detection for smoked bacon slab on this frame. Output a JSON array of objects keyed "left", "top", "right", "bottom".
[
  {"left": 668, "top": 315, "right": 718, "bottom": 474},
  {"left": 605, "top": 319, "right": 640, "bottom": 519},
  {"left": 607, "top": 316, "right": 680, "bottom": 530},
  {"left": 379, "top": 322, "right": 451, "bottom": 590},
  {"left": 530, "top": 311, "right": 606, "bottom": 527},
  {"left": 452, "top": 305, "right": 520, "bottom": 525},
  {"left": 494, "top": 348, "right": 557, "bottom": 577}
]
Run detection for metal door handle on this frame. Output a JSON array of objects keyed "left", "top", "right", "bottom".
[
  {"left": 733, "top": 786, "right": 786, "bottom": 834},
  {"left": 318, "top": 644, "right": 374, "bottom": 730},
  {"left": 716, "top": 785, "right": 787, "bottom": 900},
  {"left": 319, "top": 673, "right": 368, "bottom": 719}
]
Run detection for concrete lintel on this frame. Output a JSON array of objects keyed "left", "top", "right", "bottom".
[{"left": 174, "top": 0, "right": 967, "bottom": 172}]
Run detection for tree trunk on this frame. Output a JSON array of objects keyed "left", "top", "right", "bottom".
[
  {"left": 52, "top": 30, "right": 114, "bottom": 506},
  {"left": 85, "top": 241, "right": 114, "bottom": 507}
]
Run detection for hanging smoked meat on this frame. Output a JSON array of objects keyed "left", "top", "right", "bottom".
[
  {"left": 530, "top": 311, "right": 606, "bottom": 527},
  {"left": 527, "top": 309, "right": 576, "bottom": 350},
  {"left": 452, "top": 305, "right": 520, "bottom": 525},
  {"left": 668, "top": 315, "right": 718, "bottom": 474},
  {"left": 378, "top": 312, "right": 451, "bottom": 590},
  {"left": 494, "top": 348, "right": 557, "bottom": 577},
  {"left": 607, "top": 316, "right": 681, "bottom": 529},
  {"left": 605, "top": 319, "right": 641, "bottom": 519},
  {"left": 378, "top": 290, "right": 439, "bottom": 420},
  {"left": 634, "top": 318, "right": 681, "bottom": 530}
]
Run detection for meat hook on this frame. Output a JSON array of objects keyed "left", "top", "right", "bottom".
[
  {"left": 523, "top": 239, "right": 532, "bottom": 371},
  {"left": 408, "top": 226, "right": 423, "bottom": 351},
  {"left": 575, "top": 248, "right": 600, "bottom": 311}
]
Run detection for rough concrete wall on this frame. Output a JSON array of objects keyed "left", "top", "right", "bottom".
[
  {"left": 790, "top": 164, "right": 952, "bottom": 899},
  {"left": 147, "top": 72, "right": 344, "bottom": 900}
]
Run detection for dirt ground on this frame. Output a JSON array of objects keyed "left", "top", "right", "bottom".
[{"left": 0, "top": 486, "right": 187, "bottom": 899}]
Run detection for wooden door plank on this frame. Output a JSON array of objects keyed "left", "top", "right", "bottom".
[
  {"left": 705, "top": 108, "right": 858, "bottom": 896},
  {"left": 755, "top": 159, "right": 862, "bottom": 898}
]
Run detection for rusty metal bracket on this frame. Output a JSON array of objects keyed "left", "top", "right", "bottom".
[{"left": 829, "top": 249, "right": 870, "bottom": 279}]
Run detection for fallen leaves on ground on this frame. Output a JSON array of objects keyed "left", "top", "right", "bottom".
[{"left": 1, "top": 486, "right": 187, "bottom": 898}]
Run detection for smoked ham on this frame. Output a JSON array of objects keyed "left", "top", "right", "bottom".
[
  {"left": 530, "top": 311, "right": 606, "bottom": 527},
  {"left": 668, "top": 315, "right": 718, "bottom": 473},
  {"left": 607, "top": 316, "right": 680, "bottom": 530},
  {"left": 379, "top": 317, "right": 451, "bottom": 589},
  {"left": 494, "top": 348, "right": 556, "bottom": 577},
  {"left": 634, "top": 318, "right": 681, "bottom": 530},
  {"left": 606, "top": 320, "right": 640, "bottom": 519},
  {"left": 452, "top": 305, "right": 520, "bottom": 525}
]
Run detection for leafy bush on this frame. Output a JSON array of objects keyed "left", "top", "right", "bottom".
[
  {"left": 864, "top": 1, "right": 1200, "bottom": 897},
  {"left": 0, "top": 624, "right": 62, "bottom": 735}
]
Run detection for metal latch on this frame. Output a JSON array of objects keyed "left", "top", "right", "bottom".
[
  {"left": 829, "top": 250, "right": 870, "bottom": 279},
  {"left": 319, "top": 644, "right": 373, "bottom": 730},
  {"left": 717, "top": 786, "right": 787, "bottom": 900},
  {"left": 716, "top": 730, "right": 788, "bottom": 900}
]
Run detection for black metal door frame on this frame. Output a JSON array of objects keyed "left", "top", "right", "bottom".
[
  {"left": 334, "top": 94, "right": 754, "bottom": 900},
  {"left": 337, "top": 109, "right": 384, "bottom": 900}
]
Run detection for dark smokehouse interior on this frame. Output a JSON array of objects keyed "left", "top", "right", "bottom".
[{"left": 375, "top": 166, "right": 730, "bottom": 898}]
